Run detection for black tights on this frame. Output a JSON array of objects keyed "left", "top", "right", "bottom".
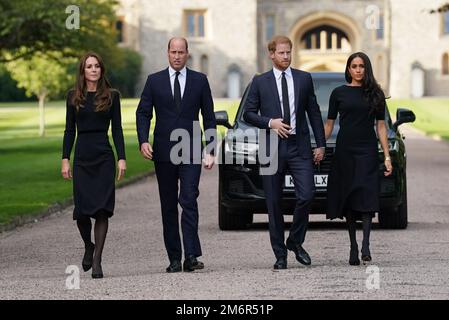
[
  {"left": 76, "top": 211, "right": 109, "bottom": 268},
  {"left": 346, "top": 211, "right": 372, "bottom": 256}
]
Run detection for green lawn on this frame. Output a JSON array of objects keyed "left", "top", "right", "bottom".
[
  {"left": 1, "top": 96, "right": 445, "bottom": 226},
  {"left": 387, "top": 98, "right": 449, "bottom": 141},
  {"left": 0, "top": 98, "right": 239, "bottom": 226}
]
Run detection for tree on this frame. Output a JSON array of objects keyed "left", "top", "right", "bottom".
[
  {"left": 6, "top": 51, "right": 76, "bottom": 137},
  {"left": 109, "top": 48, "right": 143, "bottom": 97},
  {"left": 430, "top": 3, "right": 449, "bottom": 13},
  {"left": 0, "top": 0, "right": 120, "bottom": 63}
]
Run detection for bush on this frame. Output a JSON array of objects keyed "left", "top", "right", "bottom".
[{"left": 108, "top": 48, "right": 143, "bottom": 97}]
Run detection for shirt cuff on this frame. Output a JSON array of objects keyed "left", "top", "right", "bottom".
[{"left": 268, "top": 119, "right": 272, "bottom": 129}]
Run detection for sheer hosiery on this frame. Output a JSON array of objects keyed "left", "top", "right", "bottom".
[
  {"left": 77, "top": 216, "right": 95, "bottom": 271},
  {"left": 77, "top": 216, "right": 93, "bottom": 247},
  {"left": 346, "top": 212, "right": 358, "bottom": 250},
  {"left": 93, "top": 211, "right": 109, "bottom": 274},
  {"left": 361, "top": 213, "right": 373, "bottom": 257},
  {"left": 346, "top": 211, "right": 360, "bottom": 265}
]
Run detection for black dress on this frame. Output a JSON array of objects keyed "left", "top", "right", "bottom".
[
  {"left": 326, "top": 85, "right": 385, "bottom": 220},
  {"left": 62, "top": 90, "right": 126, "bottom": 220}
]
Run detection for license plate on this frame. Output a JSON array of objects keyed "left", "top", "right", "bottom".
[{"left": 285, "top": 174, "right": 328, "bottom": 187}]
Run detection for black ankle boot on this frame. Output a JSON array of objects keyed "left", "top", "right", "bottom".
[
  {"left": 92, "top": 261, "right": 103, "bottom": 279},
  {"left": 361, "top": 245, "right": 372, "bottom": 265},
  {"left": 349, "top": 246, "right": 360, "bottom": 266},
  {"left": 82, "top": 242, "right": 95, "bottom": 272}
]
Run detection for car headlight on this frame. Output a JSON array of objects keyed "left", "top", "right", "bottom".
[{"left": 378, "top": 140, "right": 399, "bottom": 152}]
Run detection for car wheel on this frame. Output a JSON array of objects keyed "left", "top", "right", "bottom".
[
  {"left": 378, "top": 182, "right": 408, "bottom": 229},
  {"left": 218, "top": 204, "right": 253, "bottom": 230},
  {"left": 218, "top": 178, "right": 253, "bottom": 230}
]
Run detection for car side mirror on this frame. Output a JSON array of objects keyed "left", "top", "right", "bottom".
[
  {"left": 215, "top": 110, "right": 232, "bottom": 129},
  {"left": 393, "top": 108, "right": 415, "bottom": 131}
]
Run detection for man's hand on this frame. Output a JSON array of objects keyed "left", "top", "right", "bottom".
[
  {"left": 270, "top": 118, "right": 291, "bottom": 139},
  {"left": 140, "top": 142, "right": 153, "bottom": 160},
  {"left": 203, "top": 154, "right": 215, "bottom": 170},
  {"left": 313, "top": 147, "right": 325, "bottom": 164}
]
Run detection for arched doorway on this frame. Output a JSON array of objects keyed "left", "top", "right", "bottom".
[
  {"left": 227, "top": 65, "right": 241, "bottom": 99},
  {"left": 289, "top": 12, "right": 361, "bottom": 72}
]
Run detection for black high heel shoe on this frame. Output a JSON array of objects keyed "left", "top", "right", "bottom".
[
  {"left": 82, "top": 242, "right": 95, "bottom": 272},
  {"left": 361, "top": 247, "right": 372, "bottom": 265},
  {"left": 91, "top": 262, "right": 103, "bottom": 279},
  {"left": 349, "top": 246, "right": 360, "bottom": 266}
]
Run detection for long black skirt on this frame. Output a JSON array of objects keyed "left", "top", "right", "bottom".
[{"left": 327, "top": 138, "right": 380, "bottom": 220}]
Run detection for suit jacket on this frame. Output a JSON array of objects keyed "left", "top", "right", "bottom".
[
  {"left": 243, "top": 68, "right": 325, "bottom": 159},
  {"left": 136, "top": 68, "right": 216, "bottom": 162}
]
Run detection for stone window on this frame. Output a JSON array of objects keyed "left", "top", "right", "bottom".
[
  {"left": 184, "top": 10, "right": 206, "bottom": 38},
  {"left": 200, "top": 55, "right": 209, "bottom": 74},
  {"left": 376, "top": 13, "right": 384, "bottom": 40},
  {"left": 443, "top": 53, "right": 449, "bottom": 75},
  {"left": 227, "top": 65, "right": 241, "bottom": 99},
  {"left": 265, "top": 15, "right": 275, "bottom": 41},
  {"left": 444, "top": 11, "right": 449, "bottom": 34},
  {"left": 116, "top": 16, "right": 125, "bottom": 43},
  {"left": 301, "top": 25, "right": 349, "bottom": 51}
]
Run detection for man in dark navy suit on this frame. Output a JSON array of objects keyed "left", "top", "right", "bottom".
[
  {"left": 136, "top": 37, "right": 216, "bottom": 273},
  {"left": 243, "top": 35, "right": 325, "bottom": 270}
]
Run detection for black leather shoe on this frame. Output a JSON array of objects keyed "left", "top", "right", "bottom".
[
  {"left": 286, "top": 239, "right": 311, "bottom": 266},
  {"left": 273, "top": 257, "right": 287, "bottom": 270},
  {"left": 82, "top": 242, "right": 95, "bottom": 272},
  {"left": 183, "top": 256, "right": 204, "bottom": 272},
  {"left": 166, "top": 260, "right": 182, "bottom": 273}
]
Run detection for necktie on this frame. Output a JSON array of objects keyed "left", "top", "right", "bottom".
[
  {"left": 174, "top": 71, "right": 181, "bottom": 113},
  {"left": 281, "top": 72, "right": 290, "bottom": 126}
]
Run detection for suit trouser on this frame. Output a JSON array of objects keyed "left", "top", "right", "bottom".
[
  {"left": 154, "top": 162, "right": 202, "bottom": 262},
  {"left": 262, "top": 135, "right": 315, "bottom": 259}
]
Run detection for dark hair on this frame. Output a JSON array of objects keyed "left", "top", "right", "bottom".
[
  {"left": 72, "top": 52, "right": 113, "bottom": 112},
  {"left": 345, "top": 52, "right": 385, "bottom": 114}
]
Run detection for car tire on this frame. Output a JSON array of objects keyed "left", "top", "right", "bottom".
[
  {"left": 378, "top": 181, "right": 408, "bottom": 229},
  {"left": 218, "top": 178, "right": 253, "bottom": 230},
  {"left": 218, "top": 204, "right": 253, "bottom": 230}
]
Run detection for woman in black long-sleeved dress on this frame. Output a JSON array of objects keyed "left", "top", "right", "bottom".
[
  {"left": 324, "top": 52, "right": 392, "bottom": 266},
  {"left": 61, "top": 52, "right": 126, "bottom": 278}
]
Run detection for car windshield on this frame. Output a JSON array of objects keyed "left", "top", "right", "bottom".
[
  {"left": 237, "top": 73, "right": 391, "bottom": 126},
  {"left": 313, "top": 78, "right": 346, "bottom": 117}
]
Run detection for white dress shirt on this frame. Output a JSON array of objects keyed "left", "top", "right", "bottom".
[
  {"left": 168, "top": 66, "right": 186, "bottom": 98},
  {"left": 271, "top": 66, "right": 296, "bottom": 134}
]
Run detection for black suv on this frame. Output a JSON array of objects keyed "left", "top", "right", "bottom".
[{"left": 215, "top": 72, "right": 416, "bottom": 230}]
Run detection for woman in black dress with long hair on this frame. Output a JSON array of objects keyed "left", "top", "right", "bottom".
[
  {"left": 324, "top": 52, "right": 392, "bottom": 266},
  {"left": 61, "top": 52, "right": 126, "bottom": 278}
]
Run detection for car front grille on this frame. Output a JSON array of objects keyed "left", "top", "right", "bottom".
[{"left": 227, "top": 173, "right": 255, "bottom": 195}]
